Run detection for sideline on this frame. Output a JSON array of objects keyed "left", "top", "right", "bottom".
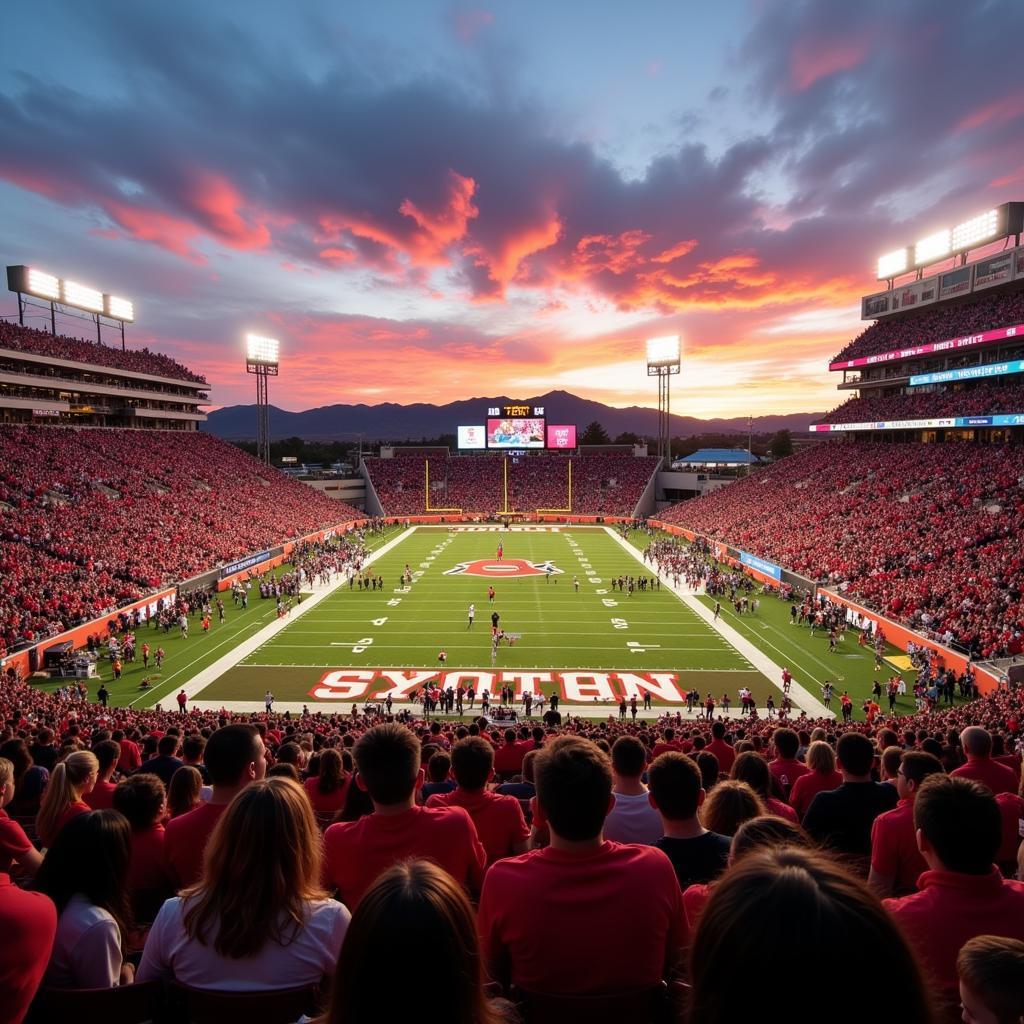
[
  {"left": 602, "top": 527, "right": 834, "bottom": 719},
  {"left": 150, "top": 527, "right": 418, "bottom": 707}
]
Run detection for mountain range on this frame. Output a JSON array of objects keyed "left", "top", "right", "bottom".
[{"left": 204, "top": 390, "right": 823, "bottom": 441}]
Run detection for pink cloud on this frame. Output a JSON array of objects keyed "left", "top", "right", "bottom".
[{"left": 790, "top": 32, "right": 873, "bottom": 90}]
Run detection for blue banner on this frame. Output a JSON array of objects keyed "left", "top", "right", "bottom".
[
  {"left": 220, "top": 549, "right": 272, "bottom": 578},
  {"left": 739, "top": 551, "right": 782, "bottom": 581},
  {"left": 910, "top": 359, "right": 1024, "bottom": 386}
]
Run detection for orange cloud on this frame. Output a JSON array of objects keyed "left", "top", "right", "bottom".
[
  {"left": 102, "top": 199, "right": 207, "bottom": 263},
  {"left": 651, "top": 239, "right": 698, "bottom": 263},
  {"left": 572, "top": 230, "right": 652, "bottom": 275},
  {"left": 469, "top": 213, "right": 563, "bottom": 292},
  {"left": 187, "top": 171, "right": 271, "bottom": 250},
  {"left": 398, "top": 170, "right": 479, "bottom": 260}
]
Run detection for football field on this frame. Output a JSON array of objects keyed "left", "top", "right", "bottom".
[{"left": 188, "top": 526, "right": 815, "bottom": 712}]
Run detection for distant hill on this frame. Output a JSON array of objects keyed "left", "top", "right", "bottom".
[{"left": 204, "top": 390, "right": 822, "bottom": 441}]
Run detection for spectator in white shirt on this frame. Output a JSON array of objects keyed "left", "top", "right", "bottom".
[
  {"left": 601, "top": 736, "right": 663, "bottom": 845},
  {"left": 35, "top": 809, "right": 134, "bottom": 988},
  {"left": 137, "top": 777, "right": 349, "bottom": 992}
]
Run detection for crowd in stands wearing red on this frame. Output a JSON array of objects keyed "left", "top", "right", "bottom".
[
  {"left": 659, "top": 441, "right": 1024, "bottom": 659},
  {"left": 821, "top": 378, "right": 1024, "bottom": 424},
  {"left": 2, "top": 675, "right": 1024, "bottom": 1021},
  {"left": 832, "top": 288, "right": 1024, "bottom": 365},
  {"left": 0, "top": 320, "right": 208, "bottom": 384},
  {"left": 364, "top": 453, "right": 659, "bottom": 517},
  {"left": 0, "top": 425, "right": 362, "bottom": 652}
]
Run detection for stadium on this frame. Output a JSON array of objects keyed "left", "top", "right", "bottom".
[{"left": 2, "top": 5, "right": 1024, "bottom": 1024}]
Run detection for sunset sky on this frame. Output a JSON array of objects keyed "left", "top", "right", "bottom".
[{"left": 1, "top": 0, "right": 1022, "bottom": 416}]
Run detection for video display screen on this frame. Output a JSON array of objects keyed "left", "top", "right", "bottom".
[
  {"left": 546, "top": 424, "right": 576, "bottom": 449},
  {"left": 486, "top": 417, "right": 546, "bottom": 449},
  {"left": 457, "top": 425, "right": 486, "bottom": 450}
]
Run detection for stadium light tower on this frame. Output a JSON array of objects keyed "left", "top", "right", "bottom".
[
  {"left": 646, "top": 335, "right": 681, "bottom": 463},
  {"left": 245, "top": 333, "right": 279, "bottom": 465}
]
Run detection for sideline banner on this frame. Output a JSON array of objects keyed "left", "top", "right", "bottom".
[{"left": 738, "top": 550, "right": 782, "bottom": 581}]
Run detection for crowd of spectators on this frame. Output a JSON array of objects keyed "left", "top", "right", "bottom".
[
  {"left": 0, "top": 426, "right": 363, "bottom": 651},
  {"left": 2, "top": 676, "right": 1024, "bottom": 1022},
  {"left": 364, "top": 454, "right": 659, "bottom": 517},
  {"left": 0, "top": 320, "right": 208, "bottom": 384},
  {"left": 658, "top": 442, "right": 1024, "bottom": 659},
  {"left": 821, "top": 378, "right": 1024, "bottom": 424},
  {"left": 833, "top": 287, "right": 1024, "bottom": 365}
]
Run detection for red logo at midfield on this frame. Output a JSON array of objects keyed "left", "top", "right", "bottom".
[{"left": 444, "top": 558, "right": 562, "bottom": 578}]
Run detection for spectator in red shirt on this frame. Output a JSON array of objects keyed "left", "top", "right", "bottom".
[
  {"left": 0, "top": 868, "right": 57, "bottom": 1023},
  {"left": 84, "top": 740, "right": 121, "bottom": 811},
  {"left": 789, "top": 740, "right": 843, "bottom": 820},
  {"left": 885, "top": 776, "right": 1024, "bottom": 1019},
  {"left": 319, "top": 860, "right": 511, "bottom": 1024},
  {"left": 478, "top": 736, "right": 687, "bottom": 997},
  {"left": 651, "top": 728, "right": 681, "bottom": 760},
  {"left": 688, "top": 847, "right": 933, "bottom": 1024},
  {"left": 868, "top": 750, "right": 945, "bottom": 896},
  {"left": 303, "top": 748, "right": 350, "bottom": 822},
  {"left": 603, "top": 735, "right": 663, "bottom": 846},
  {"left": 166, "top": 766, "right": 203, "bottom": 820},
  {"left": 951, "top": 727, "right": 1018, "bottom": 796},
  {"left": 163, "top": 725, "right": 267, "bottom": 889},
  {"left": 956, "top": 935, "right": 1024, "bottom": 1024},
  {"left": 323, "top": 724, "right": 486, "bottom": 909},
  {"left": 0, "top": 756, "right": 42, "bottom": 878},
  {"left": 705, "top": 721, "right": 736, "bottom": 775},
  {"left": 768, "top": 728, "right": 810, "bottom": 801},
  {"left": 36, "top": 749, "right": 98, "bottom": 849},
  {"left": 732, "top": 751, "right": 799, "bottom": 823},
  {"left": 113, "top": 730, "right": 142, "bottom": 774},
  {"left": 492, "top": 729, "right": 527, "bottom": 779},
  {"left": 426, "top": 737, "right": 529, "bottom": 865},
  {"left": 112, "top": 773, "right": 174, "bottom": 921}
]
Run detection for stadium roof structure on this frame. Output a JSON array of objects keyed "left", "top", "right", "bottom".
[{"left": 671, "top": 448, "right": 761, "bottom": 468}]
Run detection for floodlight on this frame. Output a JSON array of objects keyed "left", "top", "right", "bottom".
[
  {"left": 26, "top": 268, "right": 60, "bottom": 300},
  {"left": 951, "top": 209, "right": 999, "bottom": 251},
  {"left": 246, "top": 333, "right": 280, "bottom": 366},
  {"left": 62, "top": 280, "right": 104, "bottom": 312},
  {"left": 106, "top": 295, "right": 135, "bottom": 322},
  {"left": 646, "top": 335, "right": 681, "bottom": 368},
  {"left": 876, "top": 248, "right": 909, "bottom": 280},
  {"left": 914, "top": 229, "right": 950, "bottom": 266}
]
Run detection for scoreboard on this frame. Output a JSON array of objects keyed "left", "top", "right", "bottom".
[{"left": 457, "top": 404, "right": 576, "bottom": 450}]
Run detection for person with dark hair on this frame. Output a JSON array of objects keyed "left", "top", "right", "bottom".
[
  {"left": 167, "top": 765, "right": 203, "bottom": 819},
  {"left": 478, "top": 736, "right": 686, "bottom": 996},
  {"left": 303, "top": 748, "right": 349, "bottom": 818},
  {"left": 603, "top": 736, "right": 662, "bottom": 845},
  {"left": 0, "top": 756, "right": 42, "bottom": 878},
  {"left": 648, "top": 752, "right": 731, "bottom": 888},
  {"left": 426, "top": 737, "right": 529, "bottom": 865},
  {"left": 768, "top": 728, "right": 809, "bottom": 801},
  {"left": 885, "top": 776, "right": 1024, "bottom": 1017},
  {"left": 84, "top": 740, "right": 121, "bottom": 810},
  {"left": 952, "top": 727, "right": 1018, "bottom": 796},
  {"left": 163, "top": 724, "right": 266, "bottom": 888},
  {"left": 0, "top": 862, "right": 57, "bottom": 1023},
  {"left": 495, "top": 749, "right": 538, "bottom": 801},
  {"left": 731, "top": 751, "right": 798, "bottom": 823},
  {"left": 113, "top": 773, "right": 174, "bottom": 917},
  {"left": 420, "top": 751, "right": 456, "bottom": 800},
  {"left": 35, "top": 809, "right": 134, "bottom": 988},
  {"left": 138, "top": 734, "right": 184, "bottom": 788},
  {"left": 687, "top": 848, "right": 933, "bottom": 1024},
  {"left": 705, "top": 720, "right": 735, "bottom": 775},
  {"left": 699, "top": 779, "right": 765, "bottom": 839},
  {"left": 957, "top": 935, "right": 1024, "bottom": 1024},
  {"left": 868, "top": 750, "right": 945, "bottom": 896},
  {"left": 316, "top": 860, "right": 512, "bottom": 1024},
  {"left": 324, "top": 724, "right": 486, "bottom": 908},
  {"left": 138, "top": 778, "right": 349, "bottom": 991},
  {"left": 803, "top": 732, "right": 897, "bottom": 874}
]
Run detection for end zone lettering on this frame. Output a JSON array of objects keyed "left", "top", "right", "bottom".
[{"left": 310, "top": 668, "right": 683, "bottom": 702}]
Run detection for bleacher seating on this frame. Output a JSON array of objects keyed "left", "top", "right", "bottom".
[
  {"left": 832, "top": 288, "right": 1024, "bottom": 365},
  {"left": 0, "top": 426, "right": 361, "bottom": 649},
  {"left": 658, "top": 442, "right": 1024, "bottom": 659},
  {"left": 0, "top": 320, "right": 208, "bottom": 384},
  {"left": 364, "top": 454, "right": 658, "bottom": 517},
  {"left": 821, "top": 378, "right": 1024, "bottom": 423}
]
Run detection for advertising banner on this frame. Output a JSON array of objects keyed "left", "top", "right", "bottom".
[
  {"left": 457, "top": 425, "right": 486, "bottom": 450},
  {"left": 909, "top": 359, "right": 1024, "bottom": 386},
  {"left": 739, "top": 550, "right": 782, "bottom": 581},
  {"left": 546, "top": 424, "right": 576, "bottom": 449}
]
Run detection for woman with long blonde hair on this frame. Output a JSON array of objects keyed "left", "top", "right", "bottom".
[
  {"left": 136, "top": 777, "right": 350, "bottom": 991},
  {"left": 36, "top": 749, "right": 98, "bottom": 849}
]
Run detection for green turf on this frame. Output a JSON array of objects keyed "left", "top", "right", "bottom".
[
  {"left": 32, "top": 526, "right": 403, "bottom": 710},
  {"left": 197, "top": 526, "right": 785, "bottom": 707}
]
